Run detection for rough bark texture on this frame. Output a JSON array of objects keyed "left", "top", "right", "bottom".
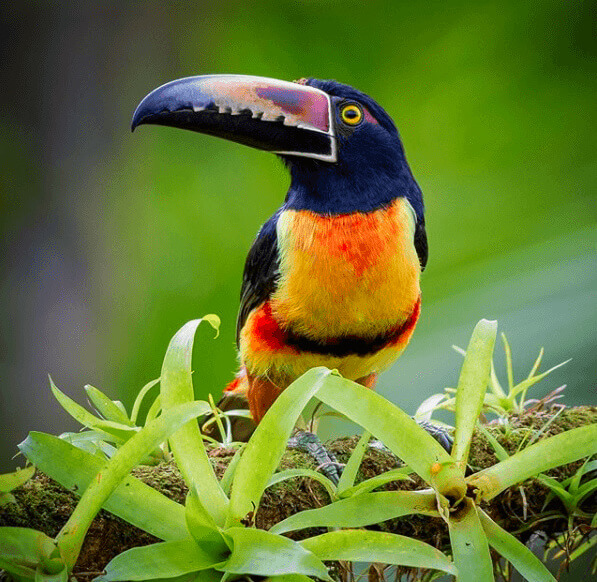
[{"left": 1, "top": 406, "right": 596, "bottom": 580}]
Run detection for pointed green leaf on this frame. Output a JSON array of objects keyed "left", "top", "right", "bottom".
[
  {"left": 185, "top": 487, "right": 228, "bottom": 553},
  {"left": 54, "top": 400, "right": 211, "bottom": 570},
  {"left": 475, "top": 423, "right": 509, "bottom": 462},
  {"left": 219, "top": 444, "right": 245, "bottom": 495},
  {"left": 509, "top": 359, "right": 570, "bottom": 399},
  {"left": 270, "top": 490, "right": 437, "bottom": 535},
  {"left": 49, "top": 378, "right": 115, "bottom": 437},
  {"left": 160, "top": 319, "right": 228, "bottom": 525},
  {"left": 84, "top": 385, "right": 133, "bottom": 426},
  {"left": 576, "top": 478, "right": 597, "bottom": 504},
  {"left": 0, "top": 465, "right": 35, "bottom": 493},
  {"left": 146, "top": 393, "right": 162, "bottom": 424},
  {"left": 414, "top": 393, "right": 448, "bottom": 421},
  {"left": 300, "top": 529, "right": 456, "bottom": 575},
  {"left": 220, "top": 527, "right": 330, "bottom": 580},
  {"left": 96, "top": 538, "right": 226, "bottom": 582},
  {"left": 452, "top": 320, "right": 497, "bottom": 472},
  {"left": 227, "top": 368, "right": 335, "bottom": 527},
  {"left": 338, "top": 466, "right": 412, "bottom": 498},
  {"left": 337, "top": 430, "right": 370, "bottom": 494},
  {"left": 501, "top": 333, "right": 514, "bottom": 391},
  {"left": 537, "top": 475, "right": 574, "bottom": 509},
  {"left": 58, "top": 430, "right": 117, "bottom": 457},
  {"left": 266, "top": 468, "right": 336, "bottom": 501},
  {"left": 479, "top": 509, "right": 556, "bottom": 581},
  {"left": 91, "top": 420, "right": 139, "bottom": 442},
  {"left": 484, "top": 510, "right": 559, "bottom": 579},
  {"left": 448, "top": 498, "right": 494, "bottom": 582},
  {"left": 313, "top": 371, "right": 465, "bottom": 500},
  {"left": 0, "top": 527, "right": 59, "bottom": 581},
  {"left": 131, "top": 378, "right": 160, "bottom": 425},
  {"left": 19, "top": 432, "right": 187, "bottom": 541},
  {"left": 469, "top": 423, "right": 597, "bottom": 501}
]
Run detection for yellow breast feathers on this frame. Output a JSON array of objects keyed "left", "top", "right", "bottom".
[{"left": 272, "top": 197, "right": 421, "bottom": 340}]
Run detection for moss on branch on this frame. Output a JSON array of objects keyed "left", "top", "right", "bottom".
[{"left": 1, "top": 406, "right": 596, "bottom": 578}]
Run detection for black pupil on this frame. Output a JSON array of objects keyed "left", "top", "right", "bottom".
[{"left": 345, "top": 108, "right": 358, "bottom": 118}]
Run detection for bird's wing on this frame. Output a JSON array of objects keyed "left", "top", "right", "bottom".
[
  {"left": 404, "top": 197, "right": 428, "bottom": 271},
  {"left": 414, "top": 219, "right": 428, "bottom": 271},
  {"left": 236, "top": 212, "right": 281, "bottom": 345}
]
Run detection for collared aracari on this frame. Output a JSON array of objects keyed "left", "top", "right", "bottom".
[{"left": 132, "top": 75, "right": 447, "bottom": 464}]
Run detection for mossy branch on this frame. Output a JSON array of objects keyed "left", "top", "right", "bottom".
[{"left": 1, "top": 406, "right": 595, "bottom": 579}]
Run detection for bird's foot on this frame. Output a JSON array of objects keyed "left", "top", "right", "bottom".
[
  {"left": 366, "top": 419, "right": 452, "bottom": 459},
  {"left": 287, "top": 429, "right": 344, "bottom": 485},
  {"left": 416, "top": 419, "right": 453, "bottom": 453}
]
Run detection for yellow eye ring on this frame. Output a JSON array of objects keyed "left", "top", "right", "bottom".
[{"left": 340, "top": 103, "right": 363, "bottom": 126}]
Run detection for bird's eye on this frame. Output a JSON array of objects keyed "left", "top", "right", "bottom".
[{"left": 340, "top": 103, "right": 363, "bottom": 126}]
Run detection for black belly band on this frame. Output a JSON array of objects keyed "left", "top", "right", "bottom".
[{"left": 284, "top": 309, "right": 417, "bottom": 358}]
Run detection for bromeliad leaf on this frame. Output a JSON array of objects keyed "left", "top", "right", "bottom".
[
  {"left": 226, "top": 367, "right": 336, "bottom": 527},
  {"left": 414, "top": 393, "right": 448, "bottom": 422},
  {"left": 55, "top": 401, "right": 211, "bottom": 570},
  {"left": 447, "top": 498, "right": 494, "bottom": 582},
  {"left": 0, "top": 527, "right": 61, "bottom": 581},
  {"left": 221, "top": 527, "right": 331, "bottom": 581},
  {"left": 0, "top": 465, "right": 35, "bottom": 493},
  {"left": 0, "top": 465, "right": 36, "bottom": 506},
  {"left": 270, "top": 490, "right": 437, "bottom": 535},
  {"left": 338, "top": 466, "right": 412, "bottom": 498},
  {"left": 336, "top": 430, "right": 370, "bottom": 495},
  {"left": 300, "top": 529, "right": 456, "bottom": 575},
  {"left": 479, "top": 509, "right": 556, "bottom": 582},
  {"left": 475, "top": 423, "right": 509, "bottom": 462},
  {"left": 50, "top": 378, "right": 120, "bottom": 440},
  {"left": 96, "top": 538, "right": 227, "bottom": 582},
  {"left": 452, "top": 319, "right": 497, "bottom": 472},
  {"left": 314, "top": 371, "right": 465, "bottom": 500},
  {"left": 219, "top": 444, "right": 245, "bottom": 495},
  {"left": 266, "top": 468, "right": 337, "bottom": 501},
  {"left": 58, "top": 430, "right": 118, "bottom": 458},
  {"left": 265, "top": 576, "right": 313, "bottom": 582},
  {"left": 84, "top": 385, "right": 134, "bottom": 426},
  {"left": 185, "top": 486, "right": 228, "bottom": 552},
  {"left": 19, "top": 432, "right": 187, "bottom": 541},
  {"left": 469, "top": 423, "right": 597, "bottom": 501},
  {"left": 160, "top": 318, "right": 228, "bottom": 525},
  {"left": 130, "top": 378, "right": 160, "bottom": 425}
]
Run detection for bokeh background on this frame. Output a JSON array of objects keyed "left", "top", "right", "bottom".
[{"left": 1, "top": 1, "right": 596, "bottom": 472}]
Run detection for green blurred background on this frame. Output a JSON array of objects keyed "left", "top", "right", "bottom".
[{"left": 1, "top": 1, "right": 596, "bottom": 471}]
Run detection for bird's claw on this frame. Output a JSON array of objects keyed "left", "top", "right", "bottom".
[
  {"left": 416, "top": 419, "right": 453, "bottom": 453},
  {"left": 287, "top": 429, "right": 344, "bottom": 484}
]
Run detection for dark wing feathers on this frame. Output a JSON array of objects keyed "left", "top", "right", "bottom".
[
  {"left": 414, "top": 218, "right": 428, "bottom": 271},
  {"left": 236, "top": 212, "right": 281, "bottom": 345}
]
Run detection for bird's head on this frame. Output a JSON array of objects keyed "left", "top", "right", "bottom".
[{"left": 132, "top": 74, "right": 423, "bottom": 216}]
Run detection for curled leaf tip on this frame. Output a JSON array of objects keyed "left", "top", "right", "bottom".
[{"left": 202, "top": 314, "right": 221, "bottom": 338}]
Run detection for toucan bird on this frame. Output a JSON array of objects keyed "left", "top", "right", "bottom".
[{"left": 132, "top": 75, "right": 445, "bottom": 460}]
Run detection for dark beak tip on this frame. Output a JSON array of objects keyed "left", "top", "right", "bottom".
[{"left": 130, "top": 107, "right": 147, "bottom": 132}]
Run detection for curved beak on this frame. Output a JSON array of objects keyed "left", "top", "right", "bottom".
[{"left": 131, "top": 74, "right": 336, "bottom": 162}]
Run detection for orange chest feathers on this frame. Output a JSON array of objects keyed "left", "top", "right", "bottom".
[{"left": 272, "top": 197, "right": 421, "bottom": 340}]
